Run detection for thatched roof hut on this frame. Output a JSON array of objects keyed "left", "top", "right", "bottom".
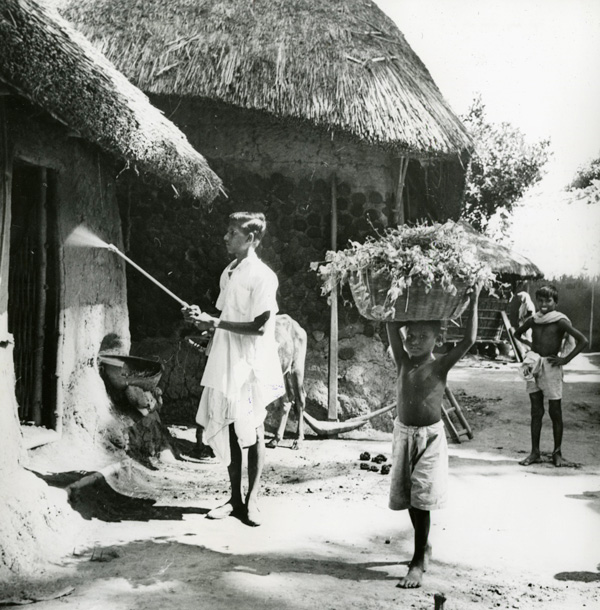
[
  {"left": 456, "top": 222, "right": 544, "bottom": 280},
  {"left": 60, "top": 0, "right": 472, "bottom": 158},
  {"left": 0, "top": 0, "right": 222, "bottom": 201}
]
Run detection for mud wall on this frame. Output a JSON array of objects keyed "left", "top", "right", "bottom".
[{"left": 4, "top": 97, "right": 130, "bottom": 451}]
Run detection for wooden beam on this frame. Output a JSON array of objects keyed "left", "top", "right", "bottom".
[
  {"left": 327, "top": 173, "right": 338, "bottom": 422},
  {"left": 32, "top": 168, "right": 48, "bottom": 426},
  {"left": 0, "top": 98, "right": 13, "bottom": 340},
  {"left": 392, "top": 157, "right": 408, "bottom": 226},
  {"left": 500, "top": 310, "right": 523, "bottom": 362}
]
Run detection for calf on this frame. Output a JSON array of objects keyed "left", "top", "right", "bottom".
[{"left": 266, "top": 314, "right": 307, "bottom": 450}]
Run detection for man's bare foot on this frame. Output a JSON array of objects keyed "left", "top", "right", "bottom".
[
  {"left": 245, "top": 500, "right": 262, "bottom": 527},
  {"left": 553, "top": 450, "right": 564, "bottom": 467},
  {"left": 519, "top": 452, "right": 542, "bottom": 465},
  {"left": 397, "top": 564, "right": 424, "bottom": 589},
  {"left": 206, "top": 501, "right": 244, "bottom": 520},
  {"left": 266, "top": 438, "right": 280, "bottom": 449}
]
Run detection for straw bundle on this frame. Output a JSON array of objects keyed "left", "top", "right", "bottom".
[
  {"left": 60, "top": 0, "right": 472, "bottom": 158},
  {"left": 0, "top": 0, "right": 222, "bottom": 202}
]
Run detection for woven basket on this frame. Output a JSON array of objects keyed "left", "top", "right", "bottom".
[{"left": 349, "top": 269, "right": 470, "bottom": 322}]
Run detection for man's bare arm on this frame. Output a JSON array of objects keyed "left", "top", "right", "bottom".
[{"left": 183, "top": 306, "right": 271, "bottom": 336}]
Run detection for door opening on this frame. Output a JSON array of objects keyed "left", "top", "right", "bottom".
[{"left": 7, "top": 163, "right": 58, "bottom": 428}]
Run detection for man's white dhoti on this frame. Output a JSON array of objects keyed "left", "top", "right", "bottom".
[{"left": 196, "top": 251, "right": 284, "bottom": 465}]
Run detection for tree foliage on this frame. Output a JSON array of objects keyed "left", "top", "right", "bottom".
[
  {"left": 567, "top": 156, "right": 600, "bottom": 199},
  {"left": 461, "top": 97, "right": 551, "bottom": 231}
]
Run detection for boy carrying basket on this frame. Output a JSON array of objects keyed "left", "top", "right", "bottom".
[{"left": 386, "top": 283, "right": 481, "bottom": 588}]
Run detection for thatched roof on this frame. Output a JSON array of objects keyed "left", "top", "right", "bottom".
[
  {"left": 0, "top": 0, "right": 222, "bottom": 202},
  {"left": 457, "top": 222, "right": 544, "bottom": 279},
  {"left": 59, "top": 0, "right": 472, "bottom": 159}
]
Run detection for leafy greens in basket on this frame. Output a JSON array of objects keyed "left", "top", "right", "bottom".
[{"left": 311, "top": 221, "right": 497, "bottom": 309}]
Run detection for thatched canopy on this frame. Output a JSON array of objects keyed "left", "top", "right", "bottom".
[
  {"left": 0, "top": 0, "right": 222, "bottom": 202},
  {"left": 60, "top": 0, "right": 472, "bottom": 159},
  {"left": 457, "top": 222, "right": 544, "bottom": 279}
]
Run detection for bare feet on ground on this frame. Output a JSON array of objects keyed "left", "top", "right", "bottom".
[
  {"left": 519, "top": 452, "right": 542, "bottom": 466},
  {"left": 397, "top": 564, "right": 424, "bottom": 589},
  {"left": 206, "top": 501, "right": 245, "bottom": 520},
  {"left": 266, "top": 438, "right": 280, "bottom": 449},
  {"left": 245, "top": 499, "right": 262, "bottom": 527},
  {"left": 399, "top": 545, "right": 431, "bottom": 588},
  {"left": 553, "top": 450, "right": 564, "bottom": 467}
]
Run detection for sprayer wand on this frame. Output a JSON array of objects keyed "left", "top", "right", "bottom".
[{"left": 106, "top": 244, "right": 190, "bottom": 308}]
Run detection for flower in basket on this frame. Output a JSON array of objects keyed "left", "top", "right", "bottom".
[{"left": 310, "top": 221, "right": 497, "bottom": 321}]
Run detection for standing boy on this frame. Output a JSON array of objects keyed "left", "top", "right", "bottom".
[
  {"left": 386, "top": 285, "right": 481, "bottom": 588},
  {"left": 513, "top": 285, "right": 588, "bottom": 467},
  {"left": 183, "top": 212, "right": 284, "bottom": 526}
]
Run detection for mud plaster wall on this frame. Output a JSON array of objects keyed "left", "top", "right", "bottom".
[
  {"left": 6, "top": 99, "right": 130, "bottom": 451},
  {"left": 119, "top": 97, "right": 466, "bottom": 429}
]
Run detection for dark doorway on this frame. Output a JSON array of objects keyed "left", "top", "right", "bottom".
[{"left": 7, "top": 163, "right": 59, "bottom": 427}]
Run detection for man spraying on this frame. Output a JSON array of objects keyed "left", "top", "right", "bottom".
[{"left": 183, "top": 212, "right": 284, "bottom": 526}]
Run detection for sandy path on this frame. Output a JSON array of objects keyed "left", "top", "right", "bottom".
[{"left": 9, "top": 355, "right": 600, "bottom": 610}]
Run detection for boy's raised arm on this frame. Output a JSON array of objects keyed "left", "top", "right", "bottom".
[
  {"left": 442, "top": 284, "right": 481, "bottom": 370},
  {"left": 386, "top": 321, "right": 406, "bottom": 369}
]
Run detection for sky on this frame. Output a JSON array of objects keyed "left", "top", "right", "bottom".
[
  {"left": 374, "top": 0, "right": 600, "bottom": 187},
  {"left": 375, "top": 0, "right": 600, "bottom": 277}
]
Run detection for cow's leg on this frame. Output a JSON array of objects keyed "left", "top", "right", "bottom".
[
  {"left": 290, "top": 366, "right": 306, "bottom": 451},
  {"left": 266, "top": 395, "right": 292, "bottom": 448}
]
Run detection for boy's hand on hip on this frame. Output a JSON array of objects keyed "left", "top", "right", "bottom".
[{"left": 547, "top": 355, "right": 566, "bottom": 367}]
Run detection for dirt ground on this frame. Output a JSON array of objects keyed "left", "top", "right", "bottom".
[{"left": 4, "top": 353, "right": 600, "bottom": 610}]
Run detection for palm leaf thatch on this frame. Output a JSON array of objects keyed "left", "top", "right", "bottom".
[
  {"left": 457, "top": 221, "right": 543, "bottom": 279},
  {"left": 0, "top": 0, "right": 222, "bottom": 202},
  {"left": 60, "top": 0, "right": 472, "bottom": 158}
]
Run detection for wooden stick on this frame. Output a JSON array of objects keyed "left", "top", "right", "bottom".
[
  {"left": 107, "top": 244, "right": 189, "bottom": 308},
  {"left": 434, "top": 593, "right": 447, "bottom": 610},
  {"left": 445, "top": 386, "right": 473, "bottom": 439},
  {"left": 500, "top": 310, "right": 523, "bottom": 362}
]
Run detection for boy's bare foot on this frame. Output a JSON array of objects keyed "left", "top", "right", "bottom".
[
  {"left": 552, "top": 450, "right": 564, "bottom": 467},
  {"left": 266, "top": 438, "right": 280, "bottom": 449},
  {"left": 519, "top": 452, "right": 542, "bottom": 465},
  {"left": 206, "top": 501, "right": 244, "bottom": 520},
  {"left": 409, "top": 544, "right": 432, "bottom": 572},
  {"left": 423, "top": 543, "right": 432, "bottom": 572},
  {"left": 397, "top": 564, "right": 424, "bottom": 588}
]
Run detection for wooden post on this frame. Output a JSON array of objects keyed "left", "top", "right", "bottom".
[
  {"left": 327, "top": 174, "right": 338, "bottom": 422},
  {"left": 393, "top": 157, "right": 408, "bottom": 226},
  {"left": 0, "top": 98, "right": 12, "bottom": 339},
  {"left": 590, "top": 280, "right": 595, "bottom": 351},
  {"left": 32, "top": 168, "right": 48, "bottom": 426}
]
